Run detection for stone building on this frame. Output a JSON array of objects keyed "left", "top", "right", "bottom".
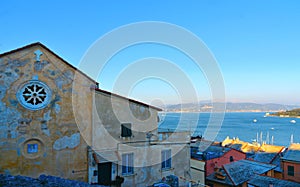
[
  {"left": 0, "top": 43, "right": 95, "bottom": 181},
  {"left": 0, "top": 43, "right": 191, "bottom": 186}
]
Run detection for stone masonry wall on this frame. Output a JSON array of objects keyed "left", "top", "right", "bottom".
[{"left": 0, "top": 44, "right": 94, "bottom": 182}]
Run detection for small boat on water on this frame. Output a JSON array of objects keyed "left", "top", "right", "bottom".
[
  {"left": 290, "top": 120, "right": 296, "bottom": 124},
  {"left": 253, "top": 119, "right": 257, "bottom": 123}
]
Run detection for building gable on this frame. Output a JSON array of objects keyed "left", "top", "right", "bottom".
[
  {"left": 0, "top": 42, "right": 95, "bottom": 181},
  {"left": 0, "top": 42, "right": 96, "bottom": 84}
]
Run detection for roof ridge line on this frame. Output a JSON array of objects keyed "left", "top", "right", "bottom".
[
  {"left": 222, "top": 165, "right": 235, "bottom": 186},
  {"left": 0, "top": 42, "right": 97, "bottom": 83}
]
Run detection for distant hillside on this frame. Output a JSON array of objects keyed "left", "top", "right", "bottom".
[
  {"left": 270, "top": 108, "right": 300, "bottom": 117},
  {"left": 163, "top": 102, "right": 300, "bottom": 112}
]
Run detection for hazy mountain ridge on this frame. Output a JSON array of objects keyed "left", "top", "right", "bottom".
[{"left": 163, "top": 102, "right": 300, "bottom": 112}]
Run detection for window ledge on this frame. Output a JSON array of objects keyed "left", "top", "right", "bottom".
[{"left": 120, "top": 136, "right": 134, "bottom": 140}]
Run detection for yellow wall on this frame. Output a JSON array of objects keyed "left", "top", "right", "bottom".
[{"left": 0, "top": 44, "right": 94, "bottom": 181}]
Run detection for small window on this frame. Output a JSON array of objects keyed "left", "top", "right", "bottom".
[
  {"left": 121, "top": 123, "right": 132, "bottom": 138},
  {"left": 162, "top": 149, "right": 172, "bottom": 170},
  {"left": 288, "top": 165, "right": 294, "bottom": 176},
  {"left": 230, "top": 156, "right": 234, "bottom": 162},
  {"left": 122, "top": 153, "right": 134, "bottom": 175},
  {"left": 93, "top": 170, "right": 98, "bottom": 176},
  {"left": 27, "top": 144, "right": 38, "bottom": 153}
]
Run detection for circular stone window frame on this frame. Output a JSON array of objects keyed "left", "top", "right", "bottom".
[
  {"left": 17, "top": 80, "right": 52, "bottom": 110},
  {"left": 21, "top": 138, "right": 45, "bottom": 159}
]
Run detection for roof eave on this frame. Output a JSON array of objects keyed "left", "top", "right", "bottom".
[
  {"left": 281, "top": 158, "right": 300, "bottom": 163},
  {"left": 94, "top": 88, "right": 162, "bottom": 111}
]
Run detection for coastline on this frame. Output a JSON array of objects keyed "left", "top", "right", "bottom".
[
  {"left": 267, "top": 114, "right": 300, "bottom": 118},
  {"left": 160, "top": 110, "right": 281, "bottom": 113}
]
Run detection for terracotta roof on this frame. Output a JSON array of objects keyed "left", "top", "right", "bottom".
[
  {"left": 259, "top": 143, "right": 285, "bottom": 153},
  {"left": 222, "top": 137, "right": 261, "bottom": 153},
  {"left": 222, "top": 137, "right": 285, "bottom": 154}
]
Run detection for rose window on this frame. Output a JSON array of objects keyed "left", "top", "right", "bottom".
[{"left": 17, "top": 81, "right": 52, "bottom": 110}]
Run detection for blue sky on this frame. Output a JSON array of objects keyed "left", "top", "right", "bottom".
[{"left": 1, "top": 1, "right": 300, "bottom": 105}]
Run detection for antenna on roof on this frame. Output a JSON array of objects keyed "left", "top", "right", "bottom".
[{"left": 290, "top": 134, "right": 294, "bottom": 144}]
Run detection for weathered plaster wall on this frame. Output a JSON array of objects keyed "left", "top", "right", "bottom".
[
  {"left": 190, "top": 158, "right": 205, "bottom": 185},
  {"left": 91, "top": 90, "right": 190, "bottom": 186},
  {"left": 0, "top": 44, "right": 94, "bottom": 181},
  {"left": 118, "top": 144, "right": 190, "bottom": 187},
  {"left": 92, "top": 91, "right": 159, "bottom": 151}
]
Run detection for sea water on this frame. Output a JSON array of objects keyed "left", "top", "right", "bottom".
[{"left": 158, "top": 112, "right": 300, "bottom": 147}]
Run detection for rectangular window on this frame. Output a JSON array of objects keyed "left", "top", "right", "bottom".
[
  {"left": 121, "top": 123, "right": 132, "bottom": 137},
  {"left": 122, "top": 153, "right": 134, "bottom": 175},
  {"left": 93, "top": 170, "right": 98, "bottom": 176},
  {"left": 161, "top": 149, "right": 172, "bottom": 170},
  {"left": 288, "top": 165, "right": 294, "bottom": 176},
  {"left": 27, "top": 144, "right": 38, "bottom": 153}
]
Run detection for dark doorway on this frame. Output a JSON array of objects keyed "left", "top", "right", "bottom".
[{"left": 98, "top": 162, "right": 112, "bottom": 185}]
